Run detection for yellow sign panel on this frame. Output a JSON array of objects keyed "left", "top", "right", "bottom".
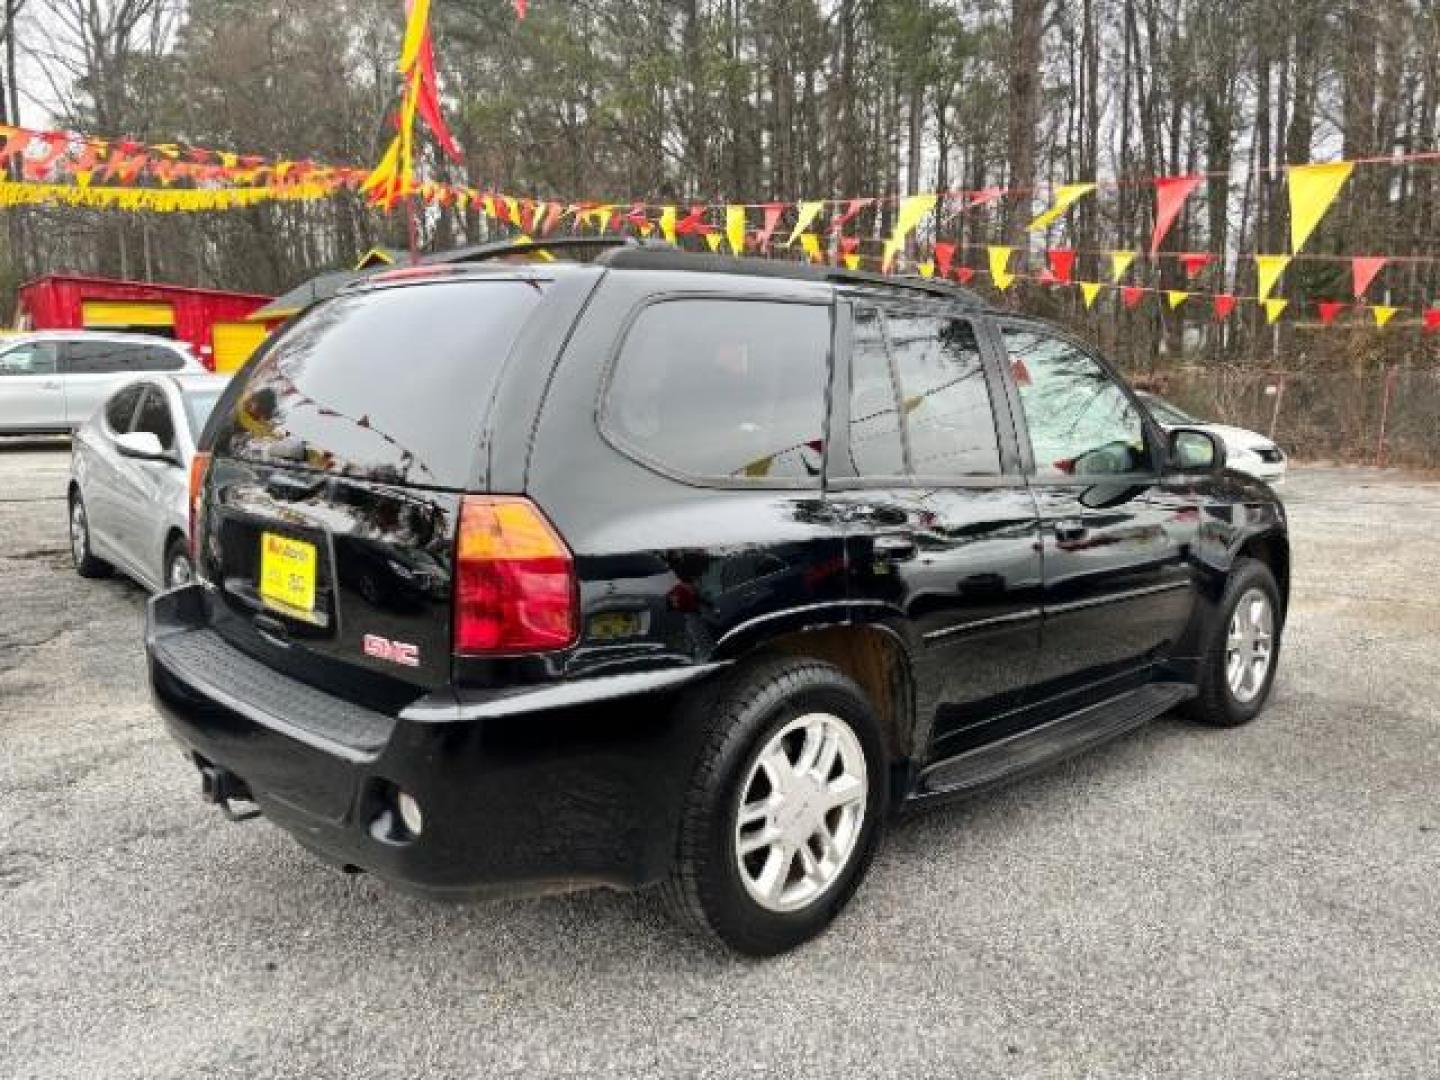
[
  {"left": 259, "top": 532, "right": 317, "bottom": 615},
  {"left": 212, "top": 320, "right": 270, "bottom": 372},
  {"left": 81, "top": 300, "right": 175, "bottom": 328}
]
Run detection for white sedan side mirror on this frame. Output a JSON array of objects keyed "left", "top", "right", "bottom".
[{"left": 114, "top": 430, "right": 171, "bottom": 462}]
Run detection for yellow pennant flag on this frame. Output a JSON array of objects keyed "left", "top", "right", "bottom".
[
  {"left": 1263, "top": 299, "right": 1289, "bottom": 324},
  {"left": 988, "top": 246, "right": 1015, "bottom": 291},
  {"left": 1109, "top": 251, "right": 1138, "bottom": 282},
  {"left": 881, "top": 238, "right": 901, "bottom": 273},
  {"left": 1372, "top": 305, "right": 1399, "bottom": 328},
  {"left": 799, "top": 233, "right": 822, "bottom": 263},
  {"left": 917, "top": 261, "right": 935, "bottom": 279},
  {"left": 1288, "top": 162, "right": 1355, "bottom": 253},
  {"left": 659, "top": 205, "right": 677, "bottom": 245},
  {"left": 843, "top": 253, "right": 861, "bottom": 271},
  {"left": 398, "top": 0, "right": 432, "bottom": 73},
  {"left": 892, "top": 193, "right": 937, "bottom": 243},
  {"left": 1255, "top": 255, "right": 1291, "bottom": 301},
  {"left": 785, "top": 200, "right": 825, "bottom": 248},
  {"left": 1028, "top": 183, "right": 1097, "bottom": 231},
  {"left": 1167, "top": 290, "right": 1189, "bottom": 310},
  {"left": 704, "top": 232, "right": 724, "bottom": 253},
  {"left": 725, "top": 205, "right": 746, "bottom": 254},
  {"left": 1080, "top": 282, "right": 1103, "bottom": 309}
]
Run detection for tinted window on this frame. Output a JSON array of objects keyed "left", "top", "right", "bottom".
[
  {"left": 133, "top": 387, "right": 176, "bottom": 449},
  {"left": 886, "top": 313, "right": 999, "bottom": 477},
  {"left": 1004, "top": 329, "right": 1149, "bottom": 477},
  {"left": 847, "top": 306, "right": 1000, "bottom": 478},
  {"left": 0, "top": 342, "right": 58, "bottom": 376},
  {"left": 605, "top": 299, "right": 830, "bottom": 483},
  {"left": 847, "top": 308, "right": 906, "bottom": 476},
  {"left": 105, "top": 384, "right": 145, "bottom": 432},
  {"left": 210, "top": 282, "right": 544, "bottom": 487},
  {"left": 64, "top": 340, "right": 181, "bottom": 374}
]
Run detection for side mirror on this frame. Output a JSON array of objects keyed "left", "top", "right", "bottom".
[
  {"left": 114, "top": 430, "right": 171, "bottom": 463},
  {"left": 1167, "top": 427, "right": 1225, "bottom": 475}
]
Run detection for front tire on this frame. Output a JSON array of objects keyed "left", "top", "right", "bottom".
[
  {"left": 69, "top": 492, "right": 111, "bottom": 579},
  {"left": 1186, "top": 558, "right": 1282, "bottom": 727},
  {"left": 660, "top": 656, "right": 889, "bottom": 956}
]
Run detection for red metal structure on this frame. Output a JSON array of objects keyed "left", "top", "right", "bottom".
[{"left": 13, "top": 274, "right": 280, "bottom": 372}]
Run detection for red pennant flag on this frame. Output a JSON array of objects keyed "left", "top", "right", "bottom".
[
  {"left": 514, "top": 0, "right": 527, "bottom": 16},
  {"left": 1213, "top": 294, "right": 1237, "bottom": 321},
  {"left": 1122, "top": 286, "right": 1144, "bottom": 310},
  {"left": 838, "top": 235, "right": 860, "bottom": 258},
  {"left": 1351, "top": 257, "right": 1387, "bottom": 299},
  {"left": 1179, "top": 252, "right": 1214, "bottom": 279},
  {"left": 674, "top": 205, "right": 713, "bottom": 236},
  {"left": 954, "top": 266, "right": 976, "bottom": 285},
  {"left": 1423, "top": 308, "right": 1440, "bottom": 334},
  {"left": 0, "top": 128, "right": 33, "bottom": 163},
  {"left": 966, "top": 186, "right": 1005, "bottom": 209},
  {"left": 829, "top": 198, "right": 872, "bottom": 233},
  {"left": 1046, "top": 249, "right": 1076, "bottom": 284},
  {"left": 933, "top": 242, "right": 956, "bottom": 279},
  {"left": 756, "top": 202, "right": 785, "bottom": 250},
  {"left": 1316, "top": 301, "right": 1346, "bottom": 326},
  {"left": 1150, "top": 174, "right": 1204, "bottom": 254}
]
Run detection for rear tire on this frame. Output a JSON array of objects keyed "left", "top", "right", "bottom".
[
  {"left": 660, "top": 656, "right": 889, "bottom": 956},
  {"left": 69, "top": 492, "right": 111, "bottom": 579},
  {"left": 1185, "top": 558, "right": 1282, "bottom": 727}
]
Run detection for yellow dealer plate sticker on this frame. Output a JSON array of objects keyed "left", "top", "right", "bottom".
[{"left": 259, "top": 532, "right": 317, "bottom": 615}]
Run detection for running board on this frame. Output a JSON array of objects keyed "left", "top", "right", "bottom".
[{"left": 915, "top": 683, "right": 1194, "bottom": 799}]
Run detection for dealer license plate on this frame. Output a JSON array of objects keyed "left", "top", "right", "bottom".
[{"left": 259, "top": 532, "right": 317, "bottom": 615}]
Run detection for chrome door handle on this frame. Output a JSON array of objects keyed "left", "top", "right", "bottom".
[
  {"left": 42, "top": 380, "right": 62, "bottom": 390},
  {"left": 1053, "top": 519, "right": 1089, "bottom": 543}
]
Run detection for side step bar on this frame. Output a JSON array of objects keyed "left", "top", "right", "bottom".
[{"left": 915, "top": 683, "right": 1194, "bottom": 799}]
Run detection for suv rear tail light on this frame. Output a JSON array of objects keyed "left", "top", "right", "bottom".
[
  {"left": 187, "top": 451, "right": 212, "bottom": 560},
  {"left": 453, "top": 496, "right": 577, "bottom": 654}
]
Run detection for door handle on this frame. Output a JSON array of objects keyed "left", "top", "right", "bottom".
[
  {"left": 873, "top": 533, "right": 917, "bottom": 560},
  {"left": 42, "top": 380, "right": 62, "bottom": 390},
  {"left": 1053, "top": 519, "right": 1089, "bottom": 543}
]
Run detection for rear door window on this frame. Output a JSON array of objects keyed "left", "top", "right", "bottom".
[
  {"left": 846, "top": 305, "right": 1001, "bottom": 479},
  {"left": 209, "top": 281, "right": 546, "bottom": 488},
  {"left": 603, "top": 299, "right": 831, "bottom": 484},
  {"left": 63, "top": 341, "right": 153, "bottom": 374}
]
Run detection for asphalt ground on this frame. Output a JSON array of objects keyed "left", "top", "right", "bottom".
[{"left": 2, "top": 440, "right": 1437, "bottom": 1079}]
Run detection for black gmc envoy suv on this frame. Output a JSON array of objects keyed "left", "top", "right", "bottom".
[{"left": 147, "top": 240, "right": 1288, "bottom": 955}]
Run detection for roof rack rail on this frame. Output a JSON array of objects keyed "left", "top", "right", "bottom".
[
  {"left": 425, "top": 234, "right": 672, "bottom": 265},
  {"left": 593, "top": 247, "right": 986, "bottom": 306}
]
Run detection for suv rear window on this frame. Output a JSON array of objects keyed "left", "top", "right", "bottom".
[
  {"left": 603, "top": 299, "right": 831, "bottom": 484},
  {"left": 64, "top": 341, "right": 185, "bottom": 373},
  {"left": 209, "top": 281, "right": 544, "bottom": 488}
]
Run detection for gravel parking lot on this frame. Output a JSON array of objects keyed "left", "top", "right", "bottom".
[{"left": 2, "top": 439, "right": 1437, "bottom": 1079}]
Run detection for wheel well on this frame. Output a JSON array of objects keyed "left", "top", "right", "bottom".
[
  {"left": 762, "top": 625, "right": 914, "bottom": 764},
  {"left": 1239, "top": 530, "right": 1290, "bottom": 612}
]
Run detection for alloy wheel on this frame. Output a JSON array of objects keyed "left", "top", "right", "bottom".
[
  {"left": 1226, "top": 588, "right": 1274, "bottom": 704},
  {"left": 734, "top": 712, "right": 867, "bottom": 914}
]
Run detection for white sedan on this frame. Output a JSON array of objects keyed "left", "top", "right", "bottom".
[
  {"left": 1138, "top": 392, "right": 1287, "bottom": 485},
  {"left": 68, "top": 374, "right": 229, "bottom": 591}
]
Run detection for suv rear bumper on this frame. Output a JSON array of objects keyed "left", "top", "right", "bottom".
[{"left": 146, "top": 585, "right": 716, "bottom": 897}]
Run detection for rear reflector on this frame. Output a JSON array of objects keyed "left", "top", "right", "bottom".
[
  {"left": 188, "top": 451, "right": 212, "bottom": 560},
  {"left": 453, "top": 496, "right": 577, "bottom": 654}
]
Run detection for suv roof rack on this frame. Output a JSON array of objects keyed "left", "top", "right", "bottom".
[
  {"left": 593, "top": 246, "right": 986, "bottom": 307},
  {"left": 426, "top": 234, "right": 670, "bottom": 265}
]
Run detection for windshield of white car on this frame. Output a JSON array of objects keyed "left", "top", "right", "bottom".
[
  {"left": 184, "top": 390, "right": 225, "bottom": 435},
  {"left": 1142, "top": 395, "right": 1195, "bottom": 425}
]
